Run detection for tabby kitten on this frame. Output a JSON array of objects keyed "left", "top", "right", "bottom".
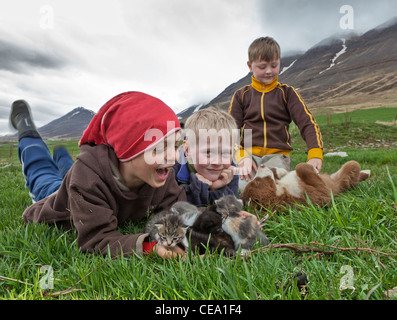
[
  {"left": 216, "top": 195, "right": 270, "bottom": 254},
  {"left": 143, "top": 210, "right": 189, "bottom": 250}
]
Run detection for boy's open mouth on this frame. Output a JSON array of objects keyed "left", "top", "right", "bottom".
[{"left": 156, "top": 167, "right": 169, "bottom": 180}]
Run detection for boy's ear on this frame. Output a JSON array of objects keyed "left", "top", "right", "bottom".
[
  {"left": 182, "top": 140, "right": 189, "bottom": 157},
  {"left": 247, "top": 61, "right": 253, "bottom": 72}
]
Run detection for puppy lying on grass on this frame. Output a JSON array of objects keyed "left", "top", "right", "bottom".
[{"left": 242, "top": 160, "right": 370, "bottom": 210}]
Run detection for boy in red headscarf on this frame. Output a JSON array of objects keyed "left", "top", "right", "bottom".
[{"left": 10, "top": 92, "right": 187, "bottom": 259}]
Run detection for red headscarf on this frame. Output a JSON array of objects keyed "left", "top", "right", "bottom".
[{"left": 79, "top": 91, "right": 181, "bottom": 162}]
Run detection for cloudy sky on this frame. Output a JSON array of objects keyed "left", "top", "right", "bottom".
[{"left": 0, "top": 0, "right": 396, "bottom": 135}]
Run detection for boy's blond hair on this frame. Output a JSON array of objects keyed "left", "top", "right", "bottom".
[
  {"left": 248, "top": 37, "right": 280, "bottom": 63},
  {"left": 184, "top": 107, "right": 238, "bottom": 142}
]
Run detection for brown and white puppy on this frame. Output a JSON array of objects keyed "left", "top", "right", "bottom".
[{"left": 242, "top": 160, "right": 370, "bottom": 210}]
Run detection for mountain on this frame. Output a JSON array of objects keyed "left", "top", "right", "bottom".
[
  {"left": 37, "top": 107, "right": 95, "bottom": 139},
  {"left": 178, "top": 17, "right": 397, "bottom": 119},
  {"left": 0, "top": 107, "right": 95, "bottom": 141},
  {"left": 177, "top": 104, "right": 205, "bottom": 122},
  {"left": 280, "top": 19, "right": 397, "bottom": 109},
  {"left": 202, "top": 53, "right": 303, "bottom": 111}
]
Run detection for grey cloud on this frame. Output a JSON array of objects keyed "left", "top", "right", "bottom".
[
  {"left": 0, "top": 37, "right": 69, "bottom": 73},
  {"left": 0, "top": 102, "right": 11, "bottom": 119}
]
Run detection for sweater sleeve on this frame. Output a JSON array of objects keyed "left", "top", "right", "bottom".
[
  {"left": 229, "top": 89, "right": 252, "bottom": 163},
  {"left": 286, "top": 87, "right": 324, "bottom": 160},
  {"left": 228, "top": 89, "right": 244, "bottom": 129},
  {"left": 68, "top": 183, "right": 146, "bottom": 257}
]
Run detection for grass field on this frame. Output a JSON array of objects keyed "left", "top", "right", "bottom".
[{"left": 0, "top": 107, "right": 396, "bottom": 301}]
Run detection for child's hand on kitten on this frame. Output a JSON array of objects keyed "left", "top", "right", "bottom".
[
  {"left": 154, "top": 243, "right": 207, "bottom": 259},
  {"left": 153, "top": 243, "right": 186, "bottom": 259},
  {"left": 218, "top": 205, "right": 260, "bottom": 225},
  {"left": 241, "top": 210, "right": 260, "bottom": 226}
]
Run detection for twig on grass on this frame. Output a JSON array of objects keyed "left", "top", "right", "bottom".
[
  {"left": 39, "top": 288, "right": 85, "bottom": 297},
  {"left": 0, "top": 275, "right": 33, "bottom": 286},
  {"left": 309, "top": 241, "right": 397, "bottom": 256},
  {"left": 249, "top": 241, "right": 397, "bottom": 258},
  {"left": 250, "top": 243, "right": 336, "bottom": 256}
]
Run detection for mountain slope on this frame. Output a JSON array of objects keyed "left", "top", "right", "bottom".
[
  {"left": 283, "top": 19, "right": 397, "bottom": 108},
  {"left": 37, "top": 107, "right": 95, "bottom": 139},
  {"left": 194, "top": 53, "right": 303, "bottom": 112}
]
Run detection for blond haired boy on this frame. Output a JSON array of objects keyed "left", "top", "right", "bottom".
[
  {"left": 173, "top": 107, "right": 239, "bottom": 206},
  {"left": 229, "top": 37, "right": 324, "bottom": 191}
]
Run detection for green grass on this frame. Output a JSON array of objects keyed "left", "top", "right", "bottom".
[
  {"left": 1, "top": 107, "right": 397, "bottom": 300},
  {"left": 290, "top": 107, "right": 397, "bottom": 152},
  {"left": 314, "top": 106, "right": 397, "bottom": 126}
]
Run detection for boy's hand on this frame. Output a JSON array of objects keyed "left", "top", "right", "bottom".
[
  {"left": 196, "top": 167, "right": 235, "bottom": 190},
  {"left": 209, "top": 167, "right": 235, "bottom": 190},
  {"left": 154, "top": 244, "right": 186, "bottom": 259},
  {"left": 307, "top": 158, "right": 322, "bottom": 172},
  {"left": 195, "top": 173, "right": 213, "bottom": 186},
  {"left": 237, "top": 157, "right": 257, "bottom": 181},
  {"left": 240, "top": 210, "right": 260, "bottom": 226}
]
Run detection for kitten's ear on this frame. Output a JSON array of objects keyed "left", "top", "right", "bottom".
[
  {"left": 155, "top": 223, "right": 163, "bottom": 229},
  {"left": 182, "top": 226, "right": 189, "bottom": 233},
  {"left": 237, "top": 199, "right": 243, "bottom": 205}
]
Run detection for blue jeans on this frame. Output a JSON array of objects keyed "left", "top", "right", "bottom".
[{"left": 18, "top": 137, "right": 74, "bottom": 202}]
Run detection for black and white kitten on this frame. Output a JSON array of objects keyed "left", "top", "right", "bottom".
[
  {"left": 215, "top": 195, "right": 270, "bottom": 254},
  {"left": 143, "top": 210, "right": 189, "bottom": 250}
]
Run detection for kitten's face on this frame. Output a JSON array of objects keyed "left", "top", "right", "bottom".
[
  {"left": 214, "top": 195, "right": 243, "bottom": 219},
  {"left": 155, "top": 222, "right": 188, "bottom": 247}
]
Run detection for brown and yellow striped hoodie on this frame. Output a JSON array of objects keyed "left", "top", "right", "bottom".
[{"left": 229, "top": 76, "right": 323, "bottom": 163}]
